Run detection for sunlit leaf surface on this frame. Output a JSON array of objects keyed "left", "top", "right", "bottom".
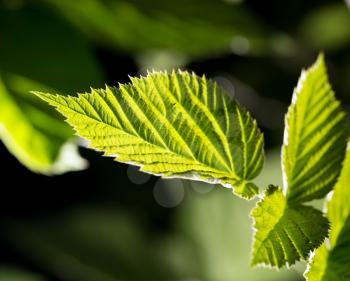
[
  {"left": 282, "top": 54, "right": 346, "bottom": 203},
  {"left": 305, "top": 145, "right": 350, "bottom": 281},
  {"left": 35, "top": 71, "right": 264, "bottom": 198},
  {"left": 251, "top": 185, "right": 328, "bottom": 268}
]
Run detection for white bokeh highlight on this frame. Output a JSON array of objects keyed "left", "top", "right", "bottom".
[
  {"left": 127, "top": 165, "right": 152, "bottom": 185},
  {"left": 153, "top": 179, "right": 185, "bottom": 208}
]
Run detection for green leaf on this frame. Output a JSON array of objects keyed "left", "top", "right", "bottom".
[
  {"left": 0, "top": 74, "right": 86, "bottom": 174},
  {"left": 251, "top": 185, "right": 329, "bottom": 268},
  {"left": 250, "top": 54, "right": 345, "bottom": 269},
  {"left": 327, "top": 148, "right": 350, "bottom": 247},
  {"left": 305, "top": 145, "right": 350, "bottom": 281},
  {"left": 34, "top": 71, "right": 264, "bottom": 199},
  {"left": 282, "top": 54, "right": 346, "bottom": 203}
]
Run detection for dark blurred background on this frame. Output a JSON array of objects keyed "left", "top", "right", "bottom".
[{"left": 0, "top": 0, "right": 349, "bottom": 280}]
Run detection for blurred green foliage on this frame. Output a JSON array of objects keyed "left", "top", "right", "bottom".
[
  {"left": 40, "top": 0, "right": 271, "bottom": 57},
  {"left": 2, "top": 153, "right": 303, "bottom": 281},
  {"left": 0, "top": 266, "right": 45, "bottom": 281},
  {"left": 0, "top": 74, "right": 85, "bottom": 173},
  {"left": 0, "top": 3, "right": 103, "bottom": 173},
  {"left": 299, "top": 3, "right": 350, "bottom": 51}
]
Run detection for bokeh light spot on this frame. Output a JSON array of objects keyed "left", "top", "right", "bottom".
[{"left": 153, "top": 179, "right": 185, "bottom": 208}]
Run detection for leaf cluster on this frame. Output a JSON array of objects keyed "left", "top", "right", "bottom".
[{"left": 34, "top": 54, "right": 349, "bottom": 279}]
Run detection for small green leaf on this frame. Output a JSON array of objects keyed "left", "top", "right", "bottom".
[
  {"left": 34, "top": 71, "right": 264, "bottom": 199},
  {"left": 282, "top": 54, "right": 346, "bottom": 203},
  {"left": 177, "top": 152, "right": 300, "bottom": 281},
  {"left": 305, "top": 145, "right": 350, "bottom": 281},
  {"left": 251, "top": 185, "right": 329, "bottom": 268}
]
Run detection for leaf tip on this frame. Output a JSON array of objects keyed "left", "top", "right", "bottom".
[
  {"left": 231, "top": 181, "right": 259, "bottom": 200},
  {"left": 312, "top": 52, "right": 326, "bottom": 73},
  {"left": 31, "top": 91, "right": 56, "bottom": 103}
]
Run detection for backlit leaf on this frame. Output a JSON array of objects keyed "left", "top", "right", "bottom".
[
  {"left": 34, "top": 71, "right": 264, "bottom": 199},
  {"left": 251, "top": 185, "right": 329, "bottom": 268},
  {"left": 282, "top": 54, "right": 346, "bottom": 203},
  {"left": 305, "top": 145, "right": 350, "bottom": 281}
]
